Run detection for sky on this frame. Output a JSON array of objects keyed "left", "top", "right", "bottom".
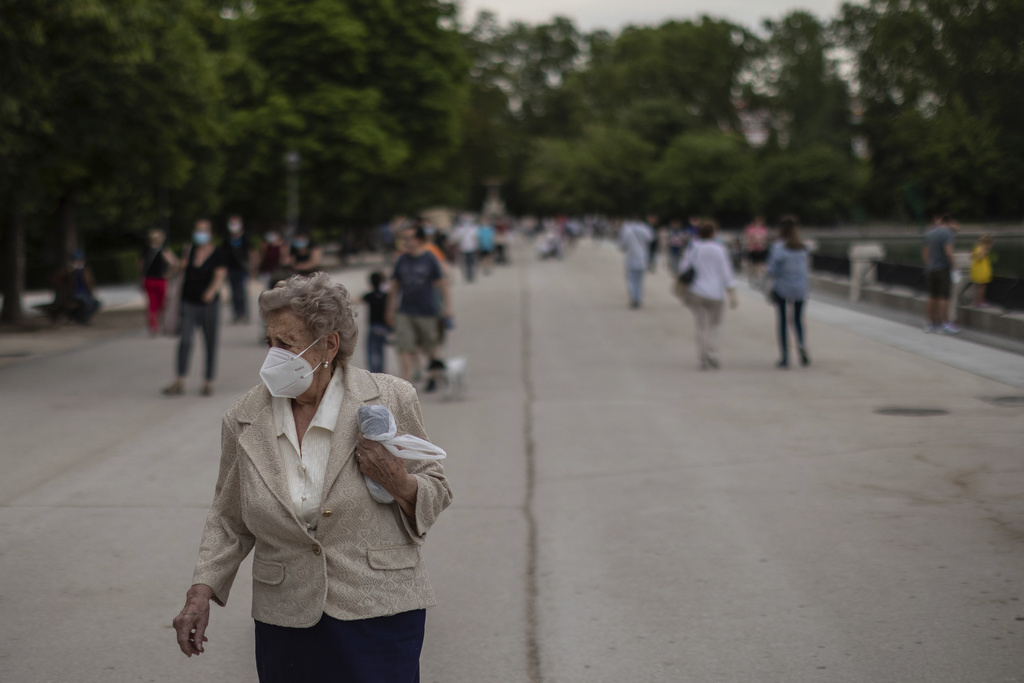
[{"left": 457, "top": 0, "right": 856, "bottom": 33}]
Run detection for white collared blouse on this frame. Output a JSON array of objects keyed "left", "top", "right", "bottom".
[{"left": 271, "top": 369, "right": 345, "bottom": 534}]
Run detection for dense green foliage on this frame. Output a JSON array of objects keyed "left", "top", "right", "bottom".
[{"left": 3, "top": 0, "right": 1023, "bottom": 319}]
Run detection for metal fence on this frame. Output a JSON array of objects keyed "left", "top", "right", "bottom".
[
  {"left": 809, "top": 258, "right": 1024, "bottom": 311},
  {"left": 875, "top": 262, "right": 927, "bottom": 292},
  {"left": 810, "top": 253, "right": 850, "bottom": 277},
  {"left": 982, "top": 276, "right": 1024, "bottom": 310}
]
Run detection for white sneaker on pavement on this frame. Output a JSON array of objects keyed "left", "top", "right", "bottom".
[{"left": 941, "top": 323, "right": 962, "bottom": 334}]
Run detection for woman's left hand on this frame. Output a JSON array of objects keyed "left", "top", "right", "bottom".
[{"left": 355, "top": 434, "right": 418, "bottom": 504}]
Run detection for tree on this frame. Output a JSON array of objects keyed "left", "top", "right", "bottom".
[
  {"left": 456, "top": 12, "right": 587, "bottom": 214},
  {"left": 758, "top": 11, "right": 852, "bottom": 151},
  {"left": 863, "top": 98, "right": 1005, "bottom": 219},
  {"left": 523, "top": 125, "right": 655, "bottom": 215},
  {"left": 574, "top": 17, "right": 761, "bottom": 136},
  {"left": 837, "top": 0, "right": 1024, "bottom": 219},
  {"left": 0, "top": 0, "right": 226, "bottom": 321},
  {"left": 223, "top": 0, "right": 468, "bottom": 228},
  {"left": 758, "top": 145, "right": 866, "bottom": 224},
  {"left": 647, "top": 131, "right": 758, "bottom": 222}
]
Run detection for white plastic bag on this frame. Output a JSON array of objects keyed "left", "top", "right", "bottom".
[{"left": 357, "top": 405, "right": 446, "bottom": 504}]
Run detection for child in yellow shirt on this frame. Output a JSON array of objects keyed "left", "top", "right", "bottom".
[{"left": 969, "top": 235, "right": 994, "bottom": 306}]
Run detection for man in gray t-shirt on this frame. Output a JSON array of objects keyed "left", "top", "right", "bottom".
[
  {"left": 387, "top": 226, "right": 451, "bottom": 384},
  {"left": 921, "top": 214, "right": 960, "bottom": 334}
]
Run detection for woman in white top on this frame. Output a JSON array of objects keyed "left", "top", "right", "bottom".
[{"left": 677, "top": 220, "right": 738, "bottom": 369}]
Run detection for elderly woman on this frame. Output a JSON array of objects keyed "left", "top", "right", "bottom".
[
  {"left": 172, "top": 272, "right": 453, "bottom": 682},
  {"left": 676, "top": 220, "right": 738, "bottom": 369}
]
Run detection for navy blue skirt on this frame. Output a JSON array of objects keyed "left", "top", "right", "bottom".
[{"left": 254, "top": 610, "right": 425, "bottom": 683}]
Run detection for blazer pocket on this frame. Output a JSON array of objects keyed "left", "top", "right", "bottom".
[
  {"left": 367, "top": 544, "right": 420, "bottom": 570},
  {"left": 252, "top": 559, "right": 286, "bottom": 585}
]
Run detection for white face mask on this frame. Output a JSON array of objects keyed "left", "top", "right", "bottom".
[{"left": 259, "top": 336, "right": 327, "bottom": 398}]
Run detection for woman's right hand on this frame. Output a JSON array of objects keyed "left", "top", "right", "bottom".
[{"left": 172, "top": 584, "right": 214, "bottom": 657}]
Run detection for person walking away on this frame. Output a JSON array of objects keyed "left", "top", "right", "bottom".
[
  {"left": 139, "top": 229, "right": 179, "bottom": 335},
  {"left": 970, "top": 234, "right": 994, "bottom": 307},
  {"left": 224, "top": 215, "right": 255, "bottom": 324},
  {"left": 361, "top": 271, "right": 389, "bottom": 373},
  {"left": 258, "top": 229, "right": 286, "bottom": 290},
  {"left": 646, "top": 214, "right": 661, "bottom": 273},
  {"left": 619, "top": 218, "right": 655, "bottom": 308},
  {"left": 667, "top": 219, "right": 685, "bottom": 273},
  {"left": 478, "top": 221, "right": 496, "bottom": 275},
  {"left": 677, "top": 220, "right": 738, "bottom": 369},
  {"left": 163, "top": 220, "right": 228, "bottom": 397},
  {"left": 387, "top": 227, "right": 452, "bottom": 388},
  {"left": 766, "top": 216, "right": 810, "bottom": 368},
  {"left": 743, "top": 216, "right": 769, "bottom": 287},
  {"left": 450, "top": 217, "right": 480, "bottom": 283},
  {"left": 495, "top": 219, "right": 510, "bottom": 264},
  {"left": 287, "top": 231, "right": 322, "bottom": 276},
  {"left": 922, "top": 213, "right": 961, "bottom": 334}
]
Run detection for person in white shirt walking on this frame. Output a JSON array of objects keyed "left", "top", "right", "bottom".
[
  {"left": 450, "top": 217, "right": 480, "bottom": 283},
  {"left": 618, "top": 218, "right": 655, "bottom": 308},
  {"left": 677, "top": 220, "right": 738, "bottom": 369}
]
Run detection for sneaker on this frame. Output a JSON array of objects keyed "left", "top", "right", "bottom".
[
  {"left": 923, "top": 324, "right": 939, "bottom": 333},
  {"left": 941, "top": 323, "right": 962, "bottom": 334}
]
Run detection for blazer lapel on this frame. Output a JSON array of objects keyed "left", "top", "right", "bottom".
[
  {"left": 321, "top": 367, "right": 381, "bottom": 500},
  {"left": 236, "top": 391, "right": 305, "bottom": 529}
]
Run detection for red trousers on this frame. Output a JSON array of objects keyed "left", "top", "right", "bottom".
[{"left": 144, "top": 277, "right": 167, "bottom": 333}]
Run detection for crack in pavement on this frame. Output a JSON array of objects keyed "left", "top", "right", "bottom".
[{"left": 519, "top": 251, "right": 542, "bottom": 683}]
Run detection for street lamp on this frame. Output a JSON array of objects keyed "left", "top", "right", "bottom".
[{"left": 285, "top": 150, "right": 300, "bottom": 234}]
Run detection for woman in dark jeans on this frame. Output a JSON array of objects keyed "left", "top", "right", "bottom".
[
  {"left": 163, "top": 219, "right": 228, "bottom": 396},
  {"left": 766, "top": 216, "right": 810, "bottom": 368}
]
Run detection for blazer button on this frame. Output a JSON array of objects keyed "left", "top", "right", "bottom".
[
  {"left": 312, "top": 545, "right": 321, "bottom": 555},
  {"left": 322, "top": 510, "right": 333, "bottom": 517}
]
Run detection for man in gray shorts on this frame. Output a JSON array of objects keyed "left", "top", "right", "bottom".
[
  {"left": 386, "top": 226, "right": 452, "bottom": 384},
  {"left": 922, "top": 213, "right": 960, "bottom": 334}
]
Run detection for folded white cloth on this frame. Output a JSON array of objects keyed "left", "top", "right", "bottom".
[{"left": 357, "top": 405, "right": 446, "bottom": 504}]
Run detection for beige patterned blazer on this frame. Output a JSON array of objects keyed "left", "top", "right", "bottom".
[{"left": 191, "top": 367, "right": 453, "bottom": 628}]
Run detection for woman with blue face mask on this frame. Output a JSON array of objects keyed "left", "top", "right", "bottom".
[
  {"left": 286, "top": 231, "right": 322, "bottom": 276},
  {"left": 163, "top": 219, "right": 228, "bottom": 396},
  {"left": 171, "top": 272, "right": 452, "bottom": 681}
]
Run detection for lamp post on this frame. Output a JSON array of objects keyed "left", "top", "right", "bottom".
[{"left": 285, "top": 150, "right": 300, "bottom": 234}]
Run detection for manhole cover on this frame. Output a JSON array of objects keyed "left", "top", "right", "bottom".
[
  {"left": 978, "top": 396, "right": 1024, "bottom": 407},
  {"left": 874, "top": 407, "right": 949, "bottom": 417}
]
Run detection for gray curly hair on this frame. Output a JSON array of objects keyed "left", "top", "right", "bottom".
[{"left": 258, "top": 272, "right": 358, "bottom": 370}]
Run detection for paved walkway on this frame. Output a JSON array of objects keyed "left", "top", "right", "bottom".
[{"left": 0, "top": 238, "right": 1022, "bottom": 682}]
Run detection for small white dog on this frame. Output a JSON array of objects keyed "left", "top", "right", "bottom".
[{"left": 427, "top": 357, "right": 467, "bottom": 400}]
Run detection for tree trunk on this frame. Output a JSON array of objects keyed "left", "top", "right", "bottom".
[{"left": 0, "top": 206, "right": 26, "bottom": 324}]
